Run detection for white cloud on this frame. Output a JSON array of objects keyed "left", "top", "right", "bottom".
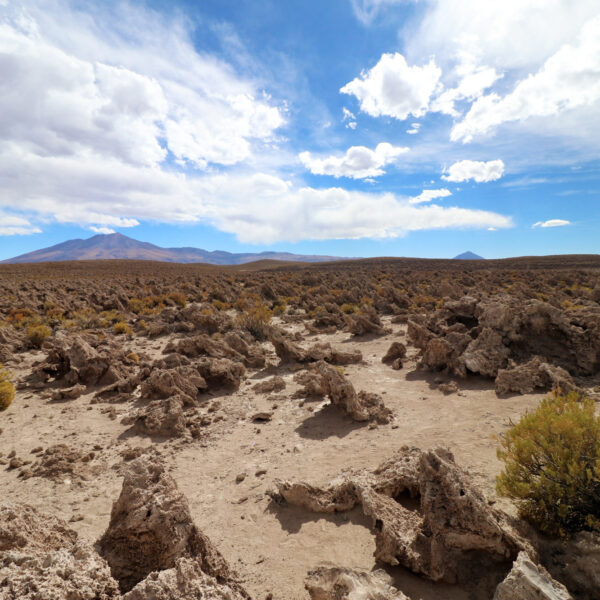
[
  {"left": 406, "top": 123, "right": 421, "bottom": 134},
  {"left": 341, "top": 53, "right": 442, "bottom": 121},
  {"left": 442, "top": 159, "right": 505, "bottom": 183},
  {"left": 342, "top": 107, "right": 357, "bottom": 129},
  {"left": 532, "top": 219, "right": 571, "bottom": 228},
  {"left": 89, "top": 226, "right": 116, "bottom": 235},
  {"left": 0, "top": 2, "right": 284, "bottom": 170},
  {"left": 299, "top": 142, "right": 409, "bottom": 179},
  {"left": 409, "top": 188, "right": 452, "bottom": 204},
  {"left": 0, "top": 212, "right": 41, "bottom": 236},
  {"left": 451, "top": 16, "right": 600, "bottom": 142}
]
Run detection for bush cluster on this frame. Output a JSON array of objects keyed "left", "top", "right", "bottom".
[
  {"left": 497, "top": 390, "right": 600, "bottom": 537},
  {"left": 236, "top": 303, "right": 272, "bottom": 341}
]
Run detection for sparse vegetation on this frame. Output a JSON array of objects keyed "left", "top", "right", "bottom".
[
  {"left": 497, "top": 390, "right": 600, "bottom": 537},
  {"left": 26, "top": 324, "right": 52, "bottom": 348},
  {"left": 113, "top": 322, "right": 133, "bottom": 336},
  {"left": 0, "top": 365, "right": 15, "bottom": 411},
  {"left": 236, "top": 303, "right": 272, "bottom": 340}
]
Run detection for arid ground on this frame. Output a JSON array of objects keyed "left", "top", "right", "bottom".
[{"left": 1, "top": 256, "right": 599, "bottom": 599}]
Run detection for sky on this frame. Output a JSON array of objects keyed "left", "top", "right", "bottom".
[{"left": 0, "top": 0, "right": 599, "bottom": 260}]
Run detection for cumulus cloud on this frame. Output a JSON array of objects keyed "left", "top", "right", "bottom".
[
  {"left": 0, "top": 2, "right": 284, "bottom": 170},
  {"left": 451, "top": 16, "right": 600, "bottom": 142},
  {"left": 532, "top": 219, "right": 571, "bottom": 228},
  {"left": 341, "top": 53, "right": 441, "bottom": 121},
  {"left": 442, "top": 159, "right": 505, "bottom": 183},
  {"left": 409, "top": 188, "right": 452, "bottom": 204},
  {"left": 406, "top": 123, "right": 420, "bottom": 134},
  {"left": 299, "top": 142, "right": 408, "bottom": 179},
  {"left": 0, "top": 212, "right": 41, "bottom": 236}
]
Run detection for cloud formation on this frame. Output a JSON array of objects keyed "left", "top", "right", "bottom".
[
  {"left": 442, "top": 159, "right": 505, "bottom": 183},
  {"left": 341, "top": 53, "right": 441, "bottom": 120},
  {"left": 532, "top": 219, "right": 571, "bottom": 228},
  {"left": 409, "top": 188, "right": 452, "bottom": 204},
  {"left": 299, "top": 142, "right": 408, "bottom": 179},
  {"left": 451, "top": 16, "right": 600, "bottom": 142}
]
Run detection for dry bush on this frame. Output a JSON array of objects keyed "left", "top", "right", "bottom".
[
  {"left": 26, "top": 324, "right": 51, "bottom": 348},
  {"left": 497, "top": 390, "right": 600, "bottom": 537},
  {"left": 0, "top": 365, "right": 15, "bottom": 411},
  {"left": 168, "top": 291, "right": 187, "bottom": 307},
  {"left": 237, "top": 303, "right": 272, "bottom": 340},
  {"left": 113, "top": 322, "right": 133, "bottom": 336}
]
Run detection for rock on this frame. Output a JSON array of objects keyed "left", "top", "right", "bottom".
[
  {"left": 163, "top": 334, "right": 243, "bottom": 362},
  {"left": 196, "top": 358, "right": 245, "bottom": 390},
  {"left": 0, "top": 503, "right": 120, "bottom": 599},
  {"left": 305, "top": 567, "right": 410, "bottom": 600},
  {"left": 272, "top": 447, "right": 526, "bottom": 584},
  {"left": 494, "top": 552, "right": 572, "bottom": 600},
  {"left": 462, "top": 328, "right": 510, "bottom": 377},
  {"left": 311, "top": 361, "right": 391, "bottom": 423},
  {"left": 251, "top": 412, "right": 273, "bottom": 423},
  {"left": 345, "top": 307, "right": 386, "bottom": 336},
  {"left": 253, "top": 376, "right": 286, "bottom": 394},
  {"left": 141, "top": 366, "right": 207, "bottom": 404},
  {"left": 382, "top": 342, "right": 407, "bottom": 364},
  {"left": 134, "top": 397, "right": 187, "bottom": 438},
  {"left": 122, "top": 557, "right": 249, "bottom": 600},
  {"left": 98, "top": 456, "right": 248, "bottom": 596},
  {"left": 293, "top": 369, "right": 327, "bottom": 398},
  {"left": 51, "top": 383, "right": 86, "bottom": 401},
  {"left": 438, "top": 381, "right": 459, "bottom": 394},
  {"left": 235, "top": 472, "right": 247, "bottom": 483},
  {"left": 495, "top": 358, "right": 580, "bottom": 396}
]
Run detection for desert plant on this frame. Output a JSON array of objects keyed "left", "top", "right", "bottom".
[
  {"left": 113, "top": 322, "right": 133, "bottom": 336},
  {"left": 0, "top": 365, "right": 15, "bottom": 411},
  {"left": 26, "top": 324, "right": 52, "bottom": 348},
  {"left": 497, "top": 390, "right": 600, "bottom": 537},
  {"left": 168, "top": 291, "right": 187, "bottom": 307},
  {"left": 236, "top": 303, "right": 272, "bottom": 340}
]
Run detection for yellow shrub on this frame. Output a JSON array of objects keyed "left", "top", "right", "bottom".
[
  {"left": 168, "top": 291, "right": 187, "bottom": 307},
  {"left": 236, "top": 303, "right": 272, "bottom": 340},
  {"left": 0, "top": 366, "right": 15, "bottom": 411},
  {"left": 497, "top": 390, "right": 600, "bottom": 537},
  {"left": 113, "top": 322, "right": 133, "bottom": 336},
  {"left": 26, "top": 324, "right": 52, "bottom": 348}
]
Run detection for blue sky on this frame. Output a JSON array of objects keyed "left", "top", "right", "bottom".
[{"left": 0, "top": 0, "right": 599, "bottom": 260}]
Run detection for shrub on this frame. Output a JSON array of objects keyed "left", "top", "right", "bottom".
[
  {"left": 26, "top": 324, "right": 52, "bottom": 348},
  {"left": 236, "top": 303, "right": 272, "bottom": 340},
  {"left": 496, "top": 390, "right": 600, "bottom": 537},
  {"left": 168, "top": 291, "right": 187, "bottom": 307},
  {"left": 113, "top": 322, "right": 133, "bottom": 336},
  {"left": 0, "top": 366, "right": 15, "bottom": 411}
]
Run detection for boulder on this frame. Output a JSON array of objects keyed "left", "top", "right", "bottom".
[{"left": 134, "top": 396, "right": 187, "bottom": 438}]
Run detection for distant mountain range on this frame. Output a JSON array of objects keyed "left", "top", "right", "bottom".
[
  {"left": 2, "top": 233, "right": 345, "bottom": 265},
  {"left": 453, "top": 251, "right": 484, "bottom": 260}
]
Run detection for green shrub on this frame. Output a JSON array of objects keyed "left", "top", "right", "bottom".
[
  {"left": 26, "top": 324, "right": 52, "bottom": 348},
  {"left": 236, "top": 303, "right": 272, "bottom": 340},
  {"left": 0, "top": 366, "right": 15, "bottom": 411},
  {"left": 497, "top": 390, "right": 600, "bottom": 537}
]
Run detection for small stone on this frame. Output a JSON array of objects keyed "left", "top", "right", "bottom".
[
  {"left": 235, "top": 472, "right": 247, "bottom": 483},
  {"left": 255, "top": 468, "right": 267, "bottom": 477}
]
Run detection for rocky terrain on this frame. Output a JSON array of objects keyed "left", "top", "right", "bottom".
[{"left": 1, "top": 257, "right": 599, "bottom": 599}]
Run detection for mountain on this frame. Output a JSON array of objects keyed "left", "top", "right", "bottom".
[
  {"left": 2, "top": 233, "right": 345, "bottom": 265},
  {"left": 453, "top": 251, "right": 484, "bottom": 260}
]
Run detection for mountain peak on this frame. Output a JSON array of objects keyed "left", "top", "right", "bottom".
[{"left": 453, "top": 251, "right": 484, "bottom": 260}]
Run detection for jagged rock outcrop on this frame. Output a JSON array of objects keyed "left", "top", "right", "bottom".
[
  {"left": 134, "top": 396, "right": 187, "bottom": 438},
  {"left": 310, "top": 360, "right": 391, "bottom": 423},
  {"left": 140, "top": 366, "right": 207, "bottom": 404},
  {"left": 345, "top": 307, "right": 386, "bottom": 336},
  {"left": 493, "top": 552, "right": 572, "bottom": 600},
  {"left": 495, "top": 358, "right": 580, "bottom": 396},
  {"left": 98, "top": 456, "right": 248, "bottom": 597},
  {"left": 272, "top": 447, "right": 525, "bottom": 583},
  {"left": 305, "top": 567, "right": 410, "bottom": 600},
  {"left": 252, "top": 376, "right": 286, "bottom": 394},
  {"left": 268, "top": 329, "right": 362, "bottom": 366},
  {"left": 408, "top": 295, "right": 600, "bottom": 393},
  {"left": 0, "top": 503, "right": 120, "bottom": 599},
  {"left": 195, "top": 358, "right": 245, "bottom": 389}
]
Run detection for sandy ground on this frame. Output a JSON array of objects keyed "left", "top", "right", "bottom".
[{"left": 0, "top": 317, "right": 546, "bottom": 600}]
